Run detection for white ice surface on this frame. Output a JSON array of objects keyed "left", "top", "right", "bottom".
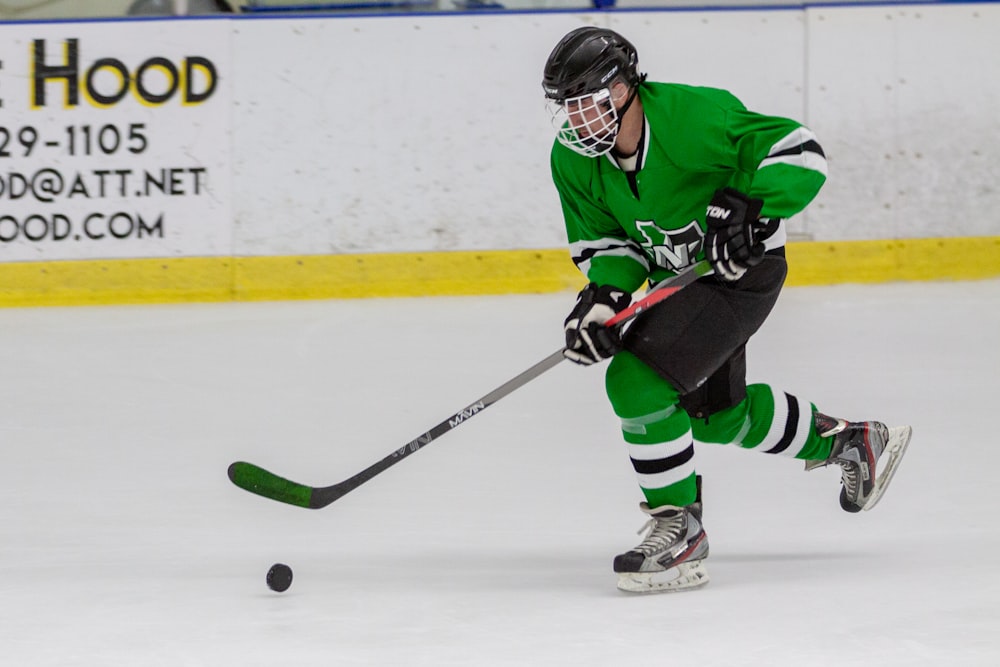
[{"left": 1, "top": 279, "right": 999, "bottom": 666}]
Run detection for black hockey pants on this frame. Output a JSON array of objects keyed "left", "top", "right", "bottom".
[{"left": 622, "top": 250, "right": 788, "bottom": 419}]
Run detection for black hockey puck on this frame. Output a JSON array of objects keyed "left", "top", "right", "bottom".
[{"left": 266, "top": 563, "right": 293, "bottom": 592}]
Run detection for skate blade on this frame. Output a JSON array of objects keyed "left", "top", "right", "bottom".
[
  {"left": 862, "top": 425, "right": 913, "bottom": 511},
  {"left": 616, "top": 560, "right": 709, "bottom": 594}
]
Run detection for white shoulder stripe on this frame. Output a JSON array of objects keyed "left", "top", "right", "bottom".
[{"left": 759, "top": 126, "right": 828, "bottom": 177}]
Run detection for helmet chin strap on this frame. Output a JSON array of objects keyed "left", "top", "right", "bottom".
[{"left": 610, "top": 80, "right": 643, "bottom": 155}]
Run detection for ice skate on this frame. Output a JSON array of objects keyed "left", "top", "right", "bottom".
[
  {"left": 805, "top": 412, "right": 912, "bottom": 512},
  {"left": 613, "top": 500, "right": 709, "bottom": 594}
]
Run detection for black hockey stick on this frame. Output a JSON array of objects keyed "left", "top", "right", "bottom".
[{"left": 228, "top": 259, "right": 713, "bottom": 509}]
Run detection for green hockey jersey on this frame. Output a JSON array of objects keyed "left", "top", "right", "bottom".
[{"left": 550, "top": 82, "right": 827, "bottom": 291}]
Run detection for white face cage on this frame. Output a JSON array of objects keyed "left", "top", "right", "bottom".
[{"left": 546, "top": 88, "right": 621, "bottom": 158}]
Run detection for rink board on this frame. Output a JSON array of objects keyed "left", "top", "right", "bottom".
[{"left": 0, "top": 236, "right": 996, "bottom": 306}]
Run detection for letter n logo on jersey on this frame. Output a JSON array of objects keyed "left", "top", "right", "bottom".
[{"left": 635, "top": 219, "right": 704, "bottom": 271}]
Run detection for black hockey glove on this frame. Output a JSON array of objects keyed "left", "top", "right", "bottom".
[
  {"left": 704, "top": 187, "right": 766, "bottom": 281},
  {"left": 563, "top": 283, "right": 632, "bottom": 366}
]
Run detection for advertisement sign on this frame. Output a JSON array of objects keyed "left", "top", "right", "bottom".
[{"left": 0, "top": 20, "right": 232, "bottom": 261}]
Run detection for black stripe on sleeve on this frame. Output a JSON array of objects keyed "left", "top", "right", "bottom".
[
  {"left": 572, "top": 240, "right": 644, "bottom": 265},
  {"left": 768, "top": 139, "right": 826, "bottom": 160}
]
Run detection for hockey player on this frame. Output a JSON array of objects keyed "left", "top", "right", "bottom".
[{"left": 542, "top": 26, "right": 912, "bottom": 593}]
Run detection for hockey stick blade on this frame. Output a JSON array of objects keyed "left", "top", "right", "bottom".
[
  {"left": 228, "top": 260, "right": 712, "bottom": 510},
  {"left": 228, "top": 461, "right": 315, "bottom": 508}
]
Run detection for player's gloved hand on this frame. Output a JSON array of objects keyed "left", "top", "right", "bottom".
[
  {"left": 563, "top": 283, "right": 631, "bottom": 365},
  {"left": 704, "top": 187, "right": 766, "bottom": 281}
]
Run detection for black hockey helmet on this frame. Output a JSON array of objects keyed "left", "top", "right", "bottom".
[{"left": 542, "top": 27, "right": 643, "bottom": 102}]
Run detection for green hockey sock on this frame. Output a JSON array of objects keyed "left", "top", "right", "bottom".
[
  {"left": 690, "top": 383, "right": 832, "bottom": 460},
  {"left": 606, "top": 352, "right": 699, "bottom": 507}
]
